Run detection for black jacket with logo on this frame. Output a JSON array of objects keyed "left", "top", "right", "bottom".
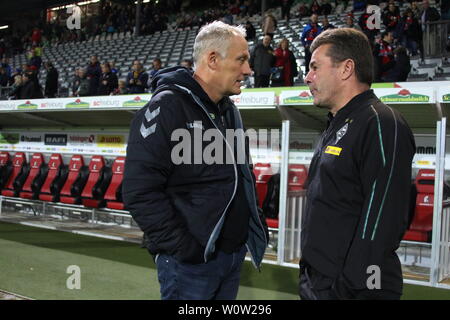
[
  {"left": 301, "top": 90, "right": 415, "bottom": 297},
  {"left": 123, "top": 67, "right": 267, "bottom": 267}
]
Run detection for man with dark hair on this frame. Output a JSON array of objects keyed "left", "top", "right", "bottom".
[
  {"left": 44, "top": 61, "right": 58, "bottom": 98},
  {"left": 86, "top": 55, "right": 102, "bottom": 96},
  {"left": 300, "top": 28, "right": 415, "bottom": 300},
  {"left": 301, "top": 14, "right": 322, "bottom": 74},
  {"left": 250, "top": 34, "right": 275, "bottom": 87},
  {"left": 127, "top": 60, "right": 149, "bottom": 94},
  {"left": 373, "top": 31, "right": 395, "bottom": 82}
]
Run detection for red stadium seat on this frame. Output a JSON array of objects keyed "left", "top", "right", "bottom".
[
  {"left": 81, "top": 155, "right": 112, "bottom": 208},
  {"left": 59, "top": 155, "right": 89, "bottom": 205},
  {"left": 0, "top": 151, "right": 12, "bottom": 190},
  {"left": 288, "top": 164, "right": 308, "bottom": 191},
  {"left": 19, "top": 153, "right": 48, "bottom": 200},
  {"left": 403, "top": 169, "right": 435, "bottom": 242},
  {"left": 1, "top": 152, "right": 29, "bottom": 197},
  {"left": 104, "top": 157, "right": 125, "bottom": 210},
  {"left": 253, "top": 163, "right": 273, "bottom": 208},
  {"left": 39, "top": 154, "right": 68, "bottom": 202}
]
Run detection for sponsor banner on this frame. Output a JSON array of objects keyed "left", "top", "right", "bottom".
[
  {"left": 20, "top": 134, "right": 43, "bottom": 143},
  {"left": 38, "top": 99, "right": 65, "bottom": 110},
  {"left": 374, "top": 88, "right": 434, "bottom": 104},
  {"left": 65, "top": 98, "right": 90, "bottom": 109},
  {"left": 0, "top": 133, "right": 19, "bottom": 144},
  {"left": 438, "top": 86, "right": 450, "bottom": 103},
  {"left": 16, "top": 99, "right": 39, "bottom": 110},
  {"left": 230, "top": 92, "right": 276, "bottom": 106},
  {"left": 90, "top": 96, "right": 125, "bottom": 109},
  {"left": 68, "top": 134, "right": 96, "bottom": 146},
  {"left": 96, "top": 134, "right": 125, "bottom": 148},
  {"left": 0, "top": 101, "right": 17, "bottom": 111},
  {"left": 45, "top": 134, "right": 68, "bottom": 146},
  {"left": 279, "top": 90, "right": 314, "bottom": 105},
  {"left": 122, "top": 95, "right": 151, "bottom": 107}
]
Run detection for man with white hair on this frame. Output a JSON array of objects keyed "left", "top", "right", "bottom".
[{"left": 123, "top": 21, "right": 268, "bottom": 300}]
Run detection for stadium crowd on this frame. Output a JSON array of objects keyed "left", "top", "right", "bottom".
[{"left": 0, "top": 0, "right": 448, "bottom": 99}]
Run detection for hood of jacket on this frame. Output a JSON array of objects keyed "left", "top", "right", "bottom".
[{"left": 150, "top": 66, "right": 218, "bottom": 109}]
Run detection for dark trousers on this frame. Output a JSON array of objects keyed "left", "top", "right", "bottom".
[
  {"left": 254, "top": 75, "right": 270, "bottom": 88},
  {"left": 299, "top": 264, "right": 401, "bottom": 300},
  {"left": 156, "top": 245, "right": 247, "bottom": 300}
]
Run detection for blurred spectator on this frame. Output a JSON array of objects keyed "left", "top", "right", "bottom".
[
  {"left": 44, "top": 61, "right": 58, "bottom": 98},
  {"left": 1, "top": 57, "right": 11, "bottom": 79},
  {"left": 127, "top": 60, "right": 149, "bottom": 94},
  {"left": 114, "top": 80, "right": 129, "bottom": 95},
  {"left": 381, "top": 46, "right": 411, "bottom": 82},
  {"left": 0, "top": 67, "right": 8, "bottom": 87},
  {"left": 398, "top": 8, "right": 422, "bottom": 56},
  {"left": 76, "top": 68, "right": 90, "bottom": 97},
  {"left": 86, "top": 55, "right": 102, "bottom": 96},
  {"left": 373, "top": 31, "right": 396, "bottom": 82},
  {"left": 298, "top": 2, "right": 310, "bottom": 18},
  {"left": 181, "top": 59, "right": 193, "bottom": 71},
  {"left": 272, "top": 38, "right": 298, "bottom": 87},
  {"left": 343, "top": 15, "right": 361, "bottom": 30},
  {"left": 442, "top": 0, "right": 450, "bottom": 20},
  {"left": 310, "top": 0, "right": 321, "bottom": 15},
  {"left": 31, "top": 27, "right": 42, "bottom": 45},
  {"left": 321, "top": 0, "right": 333, "bottom": 16},
  {"left": 250, "top": 34, "right": 275, "bottom": 88},
  {"left": 261, "top": 12, "right": 277, "bottom": 38},
  {"left": 28, "top": 49, "right": 42, "bottom": 71},
  {"left": 8, "top": 74, "right": 23, "bottom": 99},
  {"left": 383, "top": 3, "right": 401, "bottom": 33},
  {"left": 281, "top": 0, "right": 293, "bottom": 21},
  {"left": 97, "top": 62, "right": 118, "bottom": 96},
  {"left": 301, "top": 14, "right": 322, "bottom": 74},
  {"left": 420, "top": 0, "right": 440, "bottom": 26},
  {"left": 411, "top": 1, "right": 422, "bottom": 19},
  {"left": 149, "top": 58, "right": 162, "bottom": 79},
  {"left": 18, "top": 71, "right": 43, "bottom": 99},
  {"left": 245, "top": 21, "right": 256, "bottom": 41},
  {"left": 71, "top": 68, "right": 81, "bottom": 97},
  {"left": 110, "top": 61, "right": 118, "bottom": 74},
  {"left": 353, "top": 0, "right": 366, "bottom": 12},
  {"left": 322, "top": 16, "right": 336, "bottom": 31}
]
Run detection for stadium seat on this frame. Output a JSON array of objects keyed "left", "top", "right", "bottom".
[
  {"left": 19, "top": 153, "right": 48, "bottom": 200},
  {"left": 81, "top": 155, "right": 112, "bottom": 208},
  {"left": 288, "top": 164, "right": 308, "bottom": 191},
  {"left": 403, "top": 169, "right": 436, "bottom": 242},
  {"left": 104, "top": 157, "right": 125, "bottom": 210},
  {"left": 253, "top": 163, "right": 273, "bottom": 208},
  {"left": 39, "top": 154, "right": 68, "bottom": 202},
  {"left": 1, "top": 152, "right": 29, "bottom": 197},
  {"left": 59, "top": 155, "right": 90, "bottom": 205},
  {"left": 0, "top": 151, "right": 12, "bottom": 190}
]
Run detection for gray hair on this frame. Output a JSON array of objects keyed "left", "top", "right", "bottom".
[{"left": 193, "top": 21, "right": 246, "bottom": 67}]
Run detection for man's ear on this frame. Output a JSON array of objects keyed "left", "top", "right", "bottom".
[
  {"left": 341, "top": 59, "right": 355, "bottom": 81},
  {"left": 207, "top": 51, "right": 220, "bottom": 70}
]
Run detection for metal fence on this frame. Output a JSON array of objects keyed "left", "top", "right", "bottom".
[{"left": 423, "top": 20, "right": 450, "bottom": 58}]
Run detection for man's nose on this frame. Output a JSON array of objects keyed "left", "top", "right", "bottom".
[
  {"left": 304, "top": 70, "right": 313, "bottom": 84},
  {"left": 242, "top": 61, "right": 252, "bottom": 76}
]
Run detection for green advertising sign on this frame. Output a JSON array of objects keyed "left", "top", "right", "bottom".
[
  {"left": 0, "top": 133, "right": 19, "bottom": 144},
  {"left": 380, "top": 89, "right": 430, "bottom": 103}
]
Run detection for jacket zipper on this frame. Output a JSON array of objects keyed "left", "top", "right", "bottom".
[{"left": 174, "top": 85, "right": 239, "bottom": 263}]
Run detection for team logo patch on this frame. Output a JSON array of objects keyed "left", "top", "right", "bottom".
[
  {"left": 325, "top": 146, "right": 342, "bottom": 156},
  {"left": 335, "top": 123, "right": 348, "bottom": 144}
]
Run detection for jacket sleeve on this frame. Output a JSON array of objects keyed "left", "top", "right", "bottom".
[
  {"left": 123, "top": 91, "right": 205, "bottom": 263},
  {"left": 334, "top": 106, "right": 415, "bottom": 298}
]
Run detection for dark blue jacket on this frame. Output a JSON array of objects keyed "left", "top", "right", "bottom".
[{"left": 123, "top": 67, "right": 268, "bottom": 266}]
